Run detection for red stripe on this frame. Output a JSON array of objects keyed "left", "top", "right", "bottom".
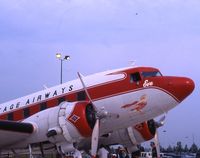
[{"left": 0, "top": 67, "right": 187, "bottom": 122}]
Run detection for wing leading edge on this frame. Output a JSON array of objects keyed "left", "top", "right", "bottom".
[{"left": 0, "top": 120, "right": 35, "bottom": 148}]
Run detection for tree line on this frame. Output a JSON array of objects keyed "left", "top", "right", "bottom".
[{"left": 160, "top": 141, "right": 199, "bottom": 154}]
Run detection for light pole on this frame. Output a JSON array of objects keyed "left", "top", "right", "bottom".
[{"left": 56, "top": 53, "right": 70, "bottom": 84}]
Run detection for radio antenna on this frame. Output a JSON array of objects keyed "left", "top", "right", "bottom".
[{"left": 129, "top": 60, "right": 136, "bottom": 67}]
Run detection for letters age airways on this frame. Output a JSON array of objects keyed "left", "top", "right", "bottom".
[{"left": 0, "top": 85, "right": 73, "bottom": 113}]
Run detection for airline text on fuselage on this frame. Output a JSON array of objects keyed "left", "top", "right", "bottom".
[{"left": 0, "top": 85, "right": 74, "bottom": 114}]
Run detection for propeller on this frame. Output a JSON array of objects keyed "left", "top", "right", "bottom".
[
  {"left": 154, "top": 114, "right": 167, "bottom": 158},
  {"left": 77, "top": 72, "right": 101, "bottom": 158},
  {"left": 77, "top": 73, "right": 95, "bottom": 107},
  {"left": 77, "top": 72, "right": 120, "bottom": 157}
]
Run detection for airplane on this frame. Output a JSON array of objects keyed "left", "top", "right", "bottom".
[{"left": 0, "top": 66, "right": 195, "bottom": 158}]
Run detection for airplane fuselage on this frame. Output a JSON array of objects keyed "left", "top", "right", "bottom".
[{"left": 0, "top": 66, "right": 194, "bottom": 150}]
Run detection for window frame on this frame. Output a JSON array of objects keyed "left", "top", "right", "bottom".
[
  {"left": 23, "top": 107, "right": 30, "bottom": 119},
  {"left": 77, "top": 91, "right": 86, "bottom": 101},
  {"left": 7, "top": 113, "right": 13, "bottom": 121},
  {"left": 141, "top": 71, "right": 162, "bottom": 78},
  {"left": 130, "top": 72, "right": 142, "bottom": 83},
  {"left": 40, "top": 102, "right": 47, "bottom": 111}
]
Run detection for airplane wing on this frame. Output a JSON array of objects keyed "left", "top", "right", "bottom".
[{"left": 0, "top": 120, "right": 34, "bottom": 148}]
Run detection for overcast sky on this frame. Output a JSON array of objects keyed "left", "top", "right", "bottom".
[{"left": 0, "top": 0, "right": 199, "bottom": 147}]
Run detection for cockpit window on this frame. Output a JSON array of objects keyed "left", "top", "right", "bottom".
[
  {"left": 130, "top": 72, "right": 141, "bottom": 83},
  {"left": 142, "top": 71, "right": 162, "bottom": 78}
]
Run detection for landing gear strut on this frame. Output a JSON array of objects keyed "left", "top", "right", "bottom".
[
  {"left": 39, "top": 143, "right": 45, "bottom": 158},
  {"left": 29, "top": 144, "right": 34, "bottom": 158}
]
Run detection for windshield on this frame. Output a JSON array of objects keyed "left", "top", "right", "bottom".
[{"left": 142, "top": 71, "right": 162, "bottom": 78}]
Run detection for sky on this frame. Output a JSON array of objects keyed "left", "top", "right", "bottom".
[{"left": 0, "top": 0, "right": 199, "bottom": 148}]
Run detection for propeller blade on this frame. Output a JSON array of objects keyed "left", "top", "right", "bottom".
[
  {"left": 77, "top": 72, "right": 120, "bottom": 119},
  {"left": 154, "top": 129, "right": 161, "bottom": 158},
  {"left": 77, "top": 72, "right": 94, "bottom": 104},
  {"left": 152, "top": 114, "right": 167, "bottom": 158},
  {"left": 77, "top": 72, "right": 100, "bottom": 157},
  {"left": 77, "top": 72, "right": 119, "bottom": 157},
  {"left": 155, "top": 114, "right": 167, "bottom": 128},
  {"left": 91, "top": 119, "right": 100, "bottom": 158},
  {"left": 158, "top": 115, "right": 166, "bottom": 125}
]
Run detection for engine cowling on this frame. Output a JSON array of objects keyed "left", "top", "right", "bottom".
[
  {"left": 98, "top": 119, "right": 156, "bottom": 152},
  {"left": 66, "top": 101, "right": 96, "bottom": 138},
  {"left": 47, "top": 101, "right": 96, "bottom": 144},
  {"left": 46, "top": 101, "right": 97, "bottom": 154},
  {"left": 133, "top": 119, "right": 156, "bottom": 143}
]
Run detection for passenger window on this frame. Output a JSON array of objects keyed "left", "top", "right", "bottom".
[
  {"left": 130, "top": 72, "right": 141, "bottom": 83},
  {"left": 7, "top": 113, "right": 13, "bottom": 121},
  {"left": 77, "top": 91, "right": 86, "bottom": 101},
  {"left": 23, "top": 108, "right": 30, "bottom": 118},
  {"left": 58, "top": 97, "right": 65, "bottom": 104},
  {"left": 40, "top": 102, "right": 47, "bottom": 111}
]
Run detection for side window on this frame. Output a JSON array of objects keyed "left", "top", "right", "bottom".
[
  {"left": 142, "top": 71, "right": 162, "bottom": 78},
  {"left": 23, "top": 108, "right": 30, "bottom": 119},
  {"left": 40, "top": 102, "right": 47, "bottom": 111},
  {"left": 77, "top": 91, "right": 86, "bottom": 101},
  {"left": 7, "top": 113, "right": 13, "bottom": 121},
  {"left": 58, "top": 97, "right": 65, "bottom": 104},
  {"left": 130, "top": 72, "right": 141, "bottom": 83}
]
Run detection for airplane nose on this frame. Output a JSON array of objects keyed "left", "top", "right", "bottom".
[{"left": 167, "top": 77, "right": 195, "bottom": 102}]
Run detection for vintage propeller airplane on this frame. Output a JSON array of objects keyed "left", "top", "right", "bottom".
[{"left": 0, "top": 66, "right": 195, "bottom": 158}]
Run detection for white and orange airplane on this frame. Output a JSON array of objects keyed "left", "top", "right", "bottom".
[{"left": 0, "top": 66, "right": 195, "bottom": 158}]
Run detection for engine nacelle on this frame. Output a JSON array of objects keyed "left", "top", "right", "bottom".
[
  {"left": 49, "top": 101, "right": 96, "bottom": 142},
  {"left": 47, "top": 101, "right": 96, "bottom": 153},
  {"left": 132, "top": 119, "right": 156, "bottom": 143},
  {"left": 99, "top": 120, "right": 156, "bottom": 152}
]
